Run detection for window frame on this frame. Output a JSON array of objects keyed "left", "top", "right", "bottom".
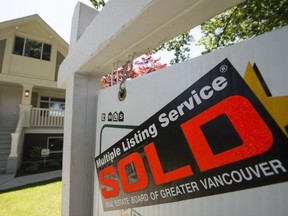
[
  {"left": 13, "top": 36, "right": 52, "bottom": 61},
  {"left": 39, "top": 96, "right": 65, "bottom": 110}
]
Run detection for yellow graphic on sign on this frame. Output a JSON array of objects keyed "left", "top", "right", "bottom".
[{"left": 244, "top": 62, "right": 288, "bottom": 137}]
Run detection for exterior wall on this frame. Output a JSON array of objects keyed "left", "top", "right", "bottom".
[
  {"left": 0, "top": 85, "right": 22, "bottom": 129},
  {"left": 0, "top": 39, "right": 6, "bottom": 72},
  {"left": 31, "top": 88, "right": 65, "bottom": 107},
  {"left": 0, "top": 84, "right": 65, "bottom": 129},
  {"left": 0, "top": 31, "right": 13, "bottom": 75},
  {"left": 6, "top": 33, "right": 64, "bottom": 81},
  {"left": 9, "top": 54, "right": 55, "bottom": 80},
  {"left": 55, "top": 51, "right": 65, "bottom": 81}
]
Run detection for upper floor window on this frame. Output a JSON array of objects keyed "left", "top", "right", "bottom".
[
  {"left": 13, "top": 36, "right": 52, "bottom": 61},
  {"left": 40, "top": 96, "right": 65, "bottom": 110}
]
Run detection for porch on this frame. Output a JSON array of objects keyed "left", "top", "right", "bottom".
[
  {"left": 30, "top": 108, "right": 65, "bottom": 127},
  {"left": 2, "top": 107, "right": 64, "bottom": 174}
]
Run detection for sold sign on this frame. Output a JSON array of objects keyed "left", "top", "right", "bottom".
[
  {"left": 182, "top": 95, "right": 273, "bottom": 172},
  {"left": 95, "top": 59, "right": 288, "bottom": 211}
]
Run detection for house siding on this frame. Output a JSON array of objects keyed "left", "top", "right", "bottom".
[
  {"left": 55, "top": 51, "right": 65, "bottom": 81},
  {"left": 0, "top": 85, "right": 22, "bottom": 129},
  {"left": 0, "top": 39, "right": 6, "bottom": 72}
]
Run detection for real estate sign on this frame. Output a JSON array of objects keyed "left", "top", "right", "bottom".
[{"left": 94, "top": 27, "right": 288, "bottom": 216}]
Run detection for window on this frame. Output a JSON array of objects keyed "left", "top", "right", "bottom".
[
  {"left": 42, "top": 43, "right": 52, "bottom": 61},
  {"left": 40, "top": 96, "right": 65, "bottom": 110},
  {"left": 13, "top": 36, "right": 52, "bottom": 61},
  {"left": 47, "top": 137, "right": 63, "bottom": 153},
  {"left": 40, "top": 96, "right": 65, "bottom": 117},
  {"left": 24, "top": 39, "right": 41, "bottom": 59},
  {"left": 13, "top": 37, "right": 24, "bottom": 55}
]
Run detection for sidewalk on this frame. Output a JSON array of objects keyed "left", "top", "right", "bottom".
[{"left": 0, "top": 170, "right": 62, "bottom": 191}]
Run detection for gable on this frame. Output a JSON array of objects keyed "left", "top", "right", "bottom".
[
  {"left": 0, "top": 15, "right": 68, "bottom": 51},
  {"left": 0, "top": 15, "right": 68, "bottom": 87},
  {"left": 14, "top": 21, "right": 55, "bottom": 42}
]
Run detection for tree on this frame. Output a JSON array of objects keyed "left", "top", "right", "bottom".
[
  {"left": 91, "top": 0, "right": 288, "bottom": 62},
  {"left": 152, "top": 31, "right": 193, "bottom": 65},
  {"left": 100, "top": 52, "right": 166, "bottom": 88},
  {"left": 90, "top": 0, "right": 193, "bottom": 65},
  {"left": 198, "top": 0, "right": 288, "bottom": 53},
  {"left": 90, "top": 0, "right": 106, "bottom": 9}
]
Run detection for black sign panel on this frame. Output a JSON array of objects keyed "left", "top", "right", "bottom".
[{"left": 95, "top": 59, "right": 288, "bottom": 211}]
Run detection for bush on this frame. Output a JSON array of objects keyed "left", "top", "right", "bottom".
[
  {"left": 24, "top": 162, "right": 40, "bottom": 172},
  {"left": 48, "top": 160, "right": 61, "bottom": 168},
  {"left": 30, "top": 146, "right": 42, "bottom": 159}
]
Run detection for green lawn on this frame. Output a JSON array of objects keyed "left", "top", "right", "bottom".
[{"left": 0, "top": 180, "right": 61, "bottom": 216}]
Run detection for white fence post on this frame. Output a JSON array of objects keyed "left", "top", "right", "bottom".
[{"left": 62, "top": 73, "right": 101, "bottom": 216}]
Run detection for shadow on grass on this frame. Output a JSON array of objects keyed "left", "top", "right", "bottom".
[{"left": 0, "top": 177, "right": 62, "bottom": 194}]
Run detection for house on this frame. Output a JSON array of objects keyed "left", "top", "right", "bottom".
[{"left": 0, "top": 15, "right": 68, "bottom": 174}]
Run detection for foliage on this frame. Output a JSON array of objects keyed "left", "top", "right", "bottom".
[
  {"left": 153, "top": 31, "right": 193, "bottom": 65},
  {"left": 48, "top": 160, "right": 61, "bottom": 168},
  {"left": 30, "top": 146, "right": 42, "bottom": 158},
  {"left": 90, "top": 0, "right": 288, "bottom": 64},
  {"left": 18, "top": 146, "right": 62, "bottom": 175},
  {"left": 90, "top": 0, "right": 106, "bottom": 9},
  {"left": 198, "top": 0, "right": 288, "bottom": 53},
  {"left": 17, "top": 161, "right": 62, "bottom": 176},
  {"left": 0, "top": 180, "right": 61, "bottom": 216},
  {"left": 100, "top": 52, "right": 166, "bottom": 88},
  {"left": 90, "top": 0, "right": 105, "bottom": 9},
  {"left": 24, "top": 162, "right": 40, "bottom": 173},
  {"left": 23, "top": 146, "right": 42, "bottom": 173}
]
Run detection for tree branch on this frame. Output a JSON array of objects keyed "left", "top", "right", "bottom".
[{"left": 216, "top": 4, "right": 241, "bottom": 48}]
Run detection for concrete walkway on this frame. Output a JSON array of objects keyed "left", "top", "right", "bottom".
[{"left": 0, "top": 170, "right": 62, "bottom": 191}]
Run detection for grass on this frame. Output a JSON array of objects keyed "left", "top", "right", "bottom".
[{"left": 0, "top": 179, "right": 62, "bottom": 216}]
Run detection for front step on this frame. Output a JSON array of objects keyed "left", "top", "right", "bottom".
[
  {"left": 0, "top": 128, "right": 12, "bottom": 174},
  {"left": 0, "top": 159, "right": 8, "bottom": 173}
]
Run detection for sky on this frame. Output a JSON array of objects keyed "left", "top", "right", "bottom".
[
  {"left": 0, "top": 0, "right": 204, "bottom": 64},
  {"left": 0, "top": 0, "right": 94, "bottom": 42},
  {"left": 154, "top": 26, "right": 205, "bottom": 64}
]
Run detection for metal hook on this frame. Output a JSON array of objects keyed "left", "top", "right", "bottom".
[
  {"left": 118, "top": 54, "right": 134, "bottom": 101},
  {"left": 118, "top": 83, "right": 127, "bottom": 101},
  {"left": 122, "top": 60, "right": 133, "bottom": 82}
]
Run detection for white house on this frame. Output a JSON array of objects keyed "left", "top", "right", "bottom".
[{"left": 0, "top": 15, "right": 68, "bottom": 174}]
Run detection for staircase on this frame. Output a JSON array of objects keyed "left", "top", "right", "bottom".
[{"left": 0, "top": 128, "right": 12, "bottom": 174}]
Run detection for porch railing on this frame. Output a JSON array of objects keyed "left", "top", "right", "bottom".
[{"left": 30, "top": 108, "right": 65, "bottom": 127}]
